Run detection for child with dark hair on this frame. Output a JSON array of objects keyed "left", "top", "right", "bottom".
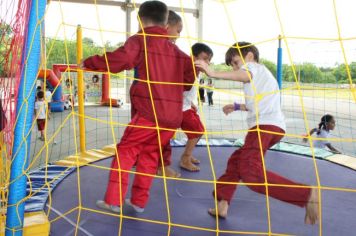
[
  {"left": 35, "top": 91, "right": 48, "bottom": 141},
  {"left": 303, "top": 114, "right": 341, "bottom": 154},
  {"left": 158, "top": 42, "right": 214, "bottom": 176},
  {"left": 166, "top": 10, "right": 182, "bottom": 43},
  {"left": 82, "top": 0, "right": 195, "bottom": 213},
  {"left": 195, "top": 42, "right": 319, "bottom": 224},
  {"left": 130, "top": 9, "right": 182, "bottom": 118}
]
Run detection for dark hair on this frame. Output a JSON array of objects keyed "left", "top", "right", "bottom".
[
  {"left": 225, "top": 42, "right": 259, "bottom": 65},
  {"left": 138, "top": 1, "right": 168, "bottom": 26},
  {"left": 317, "top": 114, "right": 334, "bottom": 134},
  {"left": 92, "top": 75, "right": 99, "bottom": 83},
  {"left": 192, "top": 43, "right": 213, "bottom": 58},
  {"left": 37, "top": 91, "right": 44, "bottom": 99},
  {"left": 168, "top": 10, "right": 182, "bottom": 26}
]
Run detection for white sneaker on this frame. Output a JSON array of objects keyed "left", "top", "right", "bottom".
[
  {"left": 96, "top": 200, "right": 121, "bottom": 213},
  {"left": 125, "top": 199, "right": 144, "bottom": 213}
]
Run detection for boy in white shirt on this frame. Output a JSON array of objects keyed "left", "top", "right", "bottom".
[
  {"left": 35, "top": 91, "right": 48, "bottom": 141},
  {"left": 158, "top": 43, "right": 213, "bottom": 176},
  {"left": 195, "top": 42, "right": 319, "bottom": 225}
]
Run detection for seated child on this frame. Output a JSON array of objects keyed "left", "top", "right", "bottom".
[{"left": 303, "top": 114, "right": 341, "bottom": 154}]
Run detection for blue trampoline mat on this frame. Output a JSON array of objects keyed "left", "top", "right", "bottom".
[{"left": 46, "top": 146, "right": 356, "bottom": 236}]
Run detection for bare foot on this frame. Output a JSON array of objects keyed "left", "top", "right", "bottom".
[
  {"left": 208, "top": 200, "right": 228, "bottom": 219},
  {"left": 305, "top": 188, "right": 319, "bottom": 225},
  {"left": 180, "top": 160, "right": 200, "bottom": 172},
  {"left": 191, "top": 156, "right": 200, "bottom": 164},
  {"left": 157, "top": 166, "right": 181, "bottom": 178}
]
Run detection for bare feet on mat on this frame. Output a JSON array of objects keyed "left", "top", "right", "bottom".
[
  {"left": 305, "top": 188, "right": 319, "bottom": 225},
  {"left": 191, "top": 156, "right": 201, "bottom": 164},
  {"left": 157, "top": 166, "right": 181, "bottom": 178},
  {"left": 180, "top": 160, "right": 200, "bottom": 172},
  {"left": 208, "top": 200, "right": 228, "bottom": 219}
]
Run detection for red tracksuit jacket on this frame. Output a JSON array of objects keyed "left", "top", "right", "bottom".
[{"left": 83, "top": 26, "right": 195, "bottom": 128}]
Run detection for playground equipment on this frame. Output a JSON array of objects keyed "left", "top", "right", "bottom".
[
  {"left": 37, "top": 69, "right": 64, "bottom": 112},
  {"left": 2, "top": 0, "right": 356, "bottom": 235}
]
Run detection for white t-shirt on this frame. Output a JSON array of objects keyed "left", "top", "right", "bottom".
[
  {"left": 45, "top": 90, "right": 52, "bottom": 102},
  {"left": 35, "top": 100, "right": 47, "bottom": 119},
  {"left": 182, "top": 74, "right": 199, "bottom": 111},
  {"left": 313, "top": 129, "right": 330, "bottom": 149},
  {"left": 242, "top": 62, "right": 286, "bottom": 131}
]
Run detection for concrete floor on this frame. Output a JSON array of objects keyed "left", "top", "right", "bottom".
[{"left": 28, "top": 89, "right": 356, "bottom": 171}]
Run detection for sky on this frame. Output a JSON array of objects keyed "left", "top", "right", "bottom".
[{"left": 3, "top": 0, "right": 356, "bottom": 67}]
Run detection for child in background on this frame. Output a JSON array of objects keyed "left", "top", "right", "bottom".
[
  {"left": 206, "top": 78, "right": 214, "bottom": 106},
  {"left": 82, "top": 0, "right": 194, "bottom": 213},
  {"left": 35, "top": 91, "right": 48, "bottom": 141},
  {"left": 303, "top": 114, "right": 341, "bottom": 154},
  {"left": 195, "top": 42, "right": 319, "bottom": 224}
]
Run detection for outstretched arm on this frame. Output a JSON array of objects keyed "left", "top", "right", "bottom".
[
  {"left": 222, "top": 103, "right": 247, "bottom": 115},
  {"left": 82, "top": 36, "right": 141, "bottom": 73},
  {"left": 194, "top": 60, "right": 250, "bottom": 83},
  {"left": 326, "top": 144, "right": 341, "bottom": 154}
]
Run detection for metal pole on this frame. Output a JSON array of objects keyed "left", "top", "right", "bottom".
[
  {"left": 277, "top": 35, "right": 283, "bottom": 89},
  {"left": 125, "top": 0, "right": 132, "bottom": 104},
  {"left": 6, "top": 0, "right": 46, "bottom": 234},
  {"left": 77, "top": 25, "right": 86, "bottom": 152},
  {"left": 196, "top": 0, "right": 203, "bottom": 42}
]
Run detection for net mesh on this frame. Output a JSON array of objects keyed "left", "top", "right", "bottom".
[{"left": 1, "top": 0, "right": 356, "bottom": 235}]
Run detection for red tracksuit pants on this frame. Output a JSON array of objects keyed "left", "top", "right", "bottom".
[
  {"left": 104, "top": 114, "right": 174, "bottom": 208},
  {"left": 215, "top": 125, "right": 310, "bottom": 207},
  {"left": 160, "top": 109, "right": 205, "bottom": 166}
]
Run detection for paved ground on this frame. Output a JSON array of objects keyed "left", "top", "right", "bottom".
[{"left": 28, "top": 88, "right": 356, "bottom": 170}]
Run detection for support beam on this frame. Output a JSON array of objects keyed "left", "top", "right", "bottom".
[
  {"left": 51, "top": 0, "right": 199, "bottom": 15},
  {"left": 125, "top": 0, "right": 132, "bottom": 103},
  {"left": 196, "top": 0, "right": 203, "bottom": 42}
]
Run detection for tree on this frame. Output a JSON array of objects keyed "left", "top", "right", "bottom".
[
  {"left": 0, "top": 23, "right": 13, "bottom": 76},
  {"left": 45, "top": 38, "right": 105, "bottom": 68},
  {"left": 333, "top": 62, "right": 356, "bottom": 83},
  {"left": 297, "top": 63, "right": 322, "bottom": 83},
  {"left": 82, "top": 37, "right": 94, "bottom": 45}
]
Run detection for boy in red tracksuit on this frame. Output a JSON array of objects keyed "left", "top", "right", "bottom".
[{"left": 82, "top": 0, "right": 194, "bottom": 213}]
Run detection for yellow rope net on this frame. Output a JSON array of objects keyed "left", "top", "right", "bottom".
[{"left": 1, "top": 0, "right": 356, "bottom": 235}]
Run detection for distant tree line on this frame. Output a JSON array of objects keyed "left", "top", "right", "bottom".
[
  {"left": 1, "top": 29, "right": 355, "bottom": 84},
  {"left": 208, "top": 59, "right": 356, "bottom": 84}
]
